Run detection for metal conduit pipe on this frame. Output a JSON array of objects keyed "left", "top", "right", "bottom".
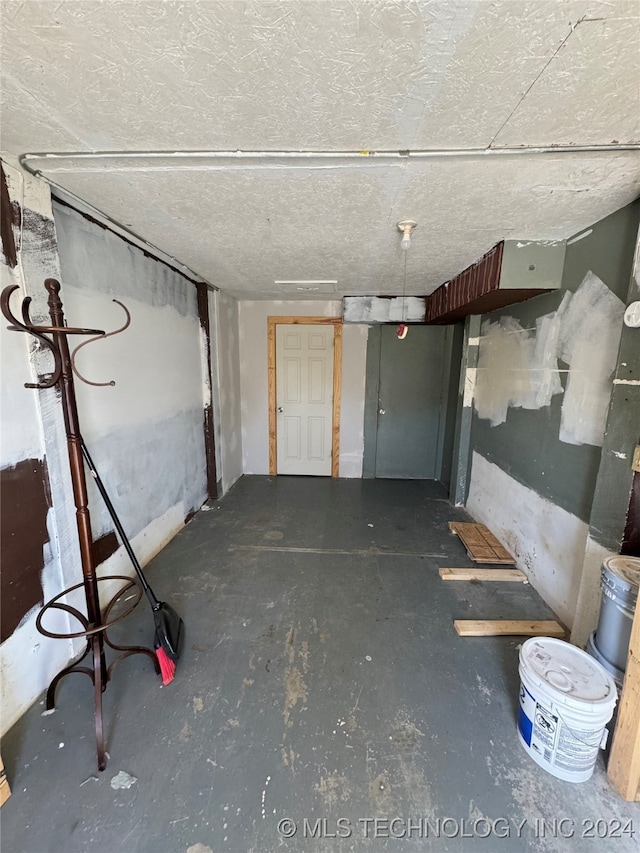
[
  {"left": 17, "top": 144, "right": 640, "bottom": 280},
  {"left": 20, "top": 144, "right": 640, "bottom": 174}
]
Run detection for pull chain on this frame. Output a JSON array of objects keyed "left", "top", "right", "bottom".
[{"left": 397, "top": 246, "right": 409, "bottom": 339}]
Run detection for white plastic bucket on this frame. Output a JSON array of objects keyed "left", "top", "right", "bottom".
[{"left": 518, "top": 637, "right": 617, "bottom": 783}]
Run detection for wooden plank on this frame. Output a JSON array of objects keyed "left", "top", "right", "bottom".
[
  {"left": 331, "top": 323, "right": 342, "bottom": 479},
  {"left": 0, "top": 756, "right": 10, "bottom": 808},
  {"left": 267, "top": 319, "right": 277, "bottom": 475},
  {"left": 448, "top": 521, "right": 516, "bottom": 565},
  {"left": 454, "top": 620, "right": 565, "bottom": 637},
  {"left": 439, "top": 568, "right": 527, "bottom": 582},
  {"left": 608, "top": 597, "right": 640, "bottom": 801}
]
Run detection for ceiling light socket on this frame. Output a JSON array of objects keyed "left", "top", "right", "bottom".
[{"left": 397, "top": 219, "right": 417, "bottom": 250}]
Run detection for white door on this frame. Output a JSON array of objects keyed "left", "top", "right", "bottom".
[{"left": 276, "top": 324, "right": 334, "bottom": 475}]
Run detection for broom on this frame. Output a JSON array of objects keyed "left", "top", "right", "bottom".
[{"left": 81, "top": 437, "right": 184, "bottom": 684}]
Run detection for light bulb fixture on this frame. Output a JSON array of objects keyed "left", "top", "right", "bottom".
[
  {"left": 397, "top": 219, "right": 417, "bottom": 251},
  {"left": 396, "top": 220, "right": 417, "bottom": 340}
]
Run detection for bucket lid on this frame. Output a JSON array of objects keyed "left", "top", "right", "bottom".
[
  {"left": 602, "top": 556, "right": 640, "bottom": 594},
  {"left": 520, "top": 637, "right": 617, "bottom": 707}
]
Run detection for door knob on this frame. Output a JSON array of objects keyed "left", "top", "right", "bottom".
[
  {"left": 277, "top": 406, "right": 284, "bottom": 412},
  {"left": 379, "top": 408, "right": 386, "bottom": 415}
]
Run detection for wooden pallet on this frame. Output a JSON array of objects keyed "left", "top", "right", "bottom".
[
  {"left": 454, "top": 620, "right": 565, "bottom": 638},
  {"left": 448, "top": 522, "right": 515, "bottom": 565},
  {"left": 439, "top": 568, "right": 526, "bottom": 582}
]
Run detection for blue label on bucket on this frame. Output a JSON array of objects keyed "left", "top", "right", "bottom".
[
  {"left": 518, "top": 706, "right": 533, "bottom": 746},
  {"left": 519, "top": 682, "right": 555, "bottom": 754}
]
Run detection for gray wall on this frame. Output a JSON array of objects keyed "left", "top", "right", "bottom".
[
  {"left": 470, "top": 202, "right": 639, "bottom": 523},
  {"left": 464, "top": 200, "right": 640, "bottom": 628}
]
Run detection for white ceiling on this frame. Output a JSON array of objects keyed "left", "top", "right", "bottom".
[{"left": 2, "top": 0, "right": 639, "bottom": 299}]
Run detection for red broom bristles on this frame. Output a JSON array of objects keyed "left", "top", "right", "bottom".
[{"left": 156, "top": 646, "right": 176, "bottom": 685}]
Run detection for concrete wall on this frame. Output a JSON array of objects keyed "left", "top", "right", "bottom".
[
  {"left": 465, "top": 201, "right": 640, "bottom": 631},
  {"left": 238, "top": 300, "right": 368, "bottom": 477},
  {"left": 0, "top": 161, "right": 210, "bottom": 735}
]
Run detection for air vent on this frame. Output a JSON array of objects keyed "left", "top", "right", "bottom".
[{"left": 275, "top": 280, "right": 337, "bottom": 294}]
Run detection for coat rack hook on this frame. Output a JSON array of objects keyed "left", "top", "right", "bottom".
[
  {"left": 71, "top": 299, "right": 131, "bottom": 387},
  {"left": 0, "top": 284, "right": 62, "bottom": 388}
]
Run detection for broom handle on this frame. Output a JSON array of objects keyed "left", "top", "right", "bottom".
[{"left": 80, "top": 436, "right": 160, "bottom": 610}]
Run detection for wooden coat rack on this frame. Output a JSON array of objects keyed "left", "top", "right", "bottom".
[{"left": 1, "top": 279, "right": 159, "bottom": 770}]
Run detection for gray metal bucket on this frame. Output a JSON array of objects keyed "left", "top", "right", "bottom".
[
  {"left": 593, "top": 556, "right": 640, "bottom": 674},
  {"left": 587, "top": 632, "right": 625, "bottom": 689}
]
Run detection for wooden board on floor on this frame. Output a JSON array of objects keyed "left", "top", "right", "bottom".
[
  {"left": 454, "top": 620, "right": 565, "bottom": 637},
  {"left": 439, "top": 568, "right": 527, "bottom": 582},
  {"left": 0, "top": 756, "right": 10, "bottom": 808},
  {"left": 448, "top": 522, "right": 515, "bottom": 565}
]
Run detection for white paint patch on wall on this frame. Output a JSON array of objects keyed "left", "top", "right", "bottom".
[
  {"left": 0, "top": 261, "right": 46, "bottom": 466},
  {"left": 570, "top": 536, "right": 617, "bottom": 650},
  {"left": 474, "top": 312, "right": 563, "bottom": 426},
  {"left": 463, "top": 366, "right": 477, "bottom": 408},
  {"left": 467, "top": 452, "right": 588, "bottom": 629},
  {"left": 238, "top": 300, "right": 366, "bottom": 476},
  {"left": 473, "top": 271, "right": 624, "bottom": 447},
  {"left": 0, "top": 607, "right": 73, "bottom": 738},
  {"left": 557, "top": 271, "right": 624, "bottom": 447},
  {"left": 213, "top": 290, "right": 243, "bottom": 494}
]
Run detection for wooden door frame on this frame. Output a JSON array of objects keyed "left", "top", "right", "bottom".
[{"left": 268, "top": 316, "right": 342, "bottom": 478}]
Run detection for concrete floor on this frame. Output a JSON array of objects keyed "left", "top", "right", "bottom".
[{"left": 2, "top": 476, "right": 639, "bottom": 853}]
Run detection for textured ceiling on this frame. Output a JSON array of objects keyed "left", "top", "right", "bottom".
[{"left": 2, "top": 0, "right": 640, "bottom": 298}]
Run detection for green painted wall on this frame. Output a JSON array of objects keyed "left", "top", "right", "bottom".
[{"left": 469, "top": 200, "right": 640, "bottom": 524}]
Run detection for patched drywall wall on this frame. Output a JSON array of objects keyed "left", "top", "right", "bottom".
[
  {"left": 464, "top": 200, "right": 640, "bottom": 631},
  {"left": 474, "top": 271, "right": 624, "bottom": 444},
  {"left": 238, "top": 300, "right": 367, "bottom": 476},
  {"left": 471, "top": 201, "right": 639, "bottom": 523},
  {"left": 53, "top": 202, "right": 208, "bottom": 546},
  {"left": 1, "top": 162, "right": 79, "bottom": 736},
  {"left": 467, "top": 452, "right": 588, "bottom": 628},
  {"left": 1, "top": 160, "right": 210, "bottom": 737},
  {"left": 212, "top": 289, "right": 243, "bottom": 494}
]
